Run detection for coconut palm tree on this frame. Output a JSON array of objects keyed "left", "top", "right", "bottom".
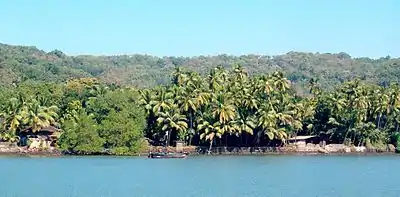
[
  {"left": 197, "top": 112, "right": 221, "bottom": 153},
  {"left": 270, "top": 71, "right": 291, "bottom": 93},
  {"left": 211, "top": 93, "right": 236, "bottom": 124},
  {"left": 171, "top": 66, "right": 188, "bottom": 86},
  {"left": 156, "top": 105, "right": 188, "bottom": 146},
  {"left": 22, "top": 99, "right": 59, "bottom": 132},
  {"left": 0, "top": 132, "right": 20, "bottom": 143},
  {"left": 178, "top": 90, "right": 198, "bottom": 145},
  {"left": 0, "top": 97, "right": 26, "bottom": 132},
  {"left": 152, "top": 87, "right": 173, "bottom": 113},
  {"left": 233, "top": 109, "right": 256, "bottom": 146},
  {"left": 139, "top": 89, "right": 155, "bottom": 114}
]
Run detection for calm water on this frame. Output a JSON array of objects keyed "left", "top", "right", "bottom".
[{"left": 1, "top": 155, "right": 400, "bottom": 197}]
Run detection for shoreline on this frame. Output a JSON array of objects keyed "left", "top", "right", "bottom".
[
  {"left": 0, "top": 143, "right": 398, "bottom": 157},
  {"left": 0, "top": 149, "right": 398, "bottom": 158},
  {"left": 1, "top": 153, "right": 397, "bottom": 158}
]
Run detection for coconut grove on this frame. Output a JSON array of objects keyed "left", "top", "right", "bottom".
[{"left": 1, "top": 61, "right": 400, "bottom": 155}]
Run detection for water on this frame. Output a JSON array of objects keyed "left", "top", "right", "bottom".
[{"left": 1, "top": 155, "right": 399, "bottom": 197}]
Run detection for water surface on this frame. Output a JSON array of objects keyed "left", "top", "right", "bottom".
[{"left": 1, "top": 155, "right": 399, "bottom": 197}]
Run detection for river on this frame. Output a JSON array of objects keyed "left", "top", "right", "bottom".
[{"left": 1, "top": 155, "right": 399, "bottom": 197}]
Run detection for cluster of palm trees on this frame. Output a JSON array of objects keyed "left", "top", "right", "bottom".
[
  {"left": 313, "top": 79, "right": 400, "bottom": 147},
  {"left": 140, "top": 65, "right": 400, "bottom": 151},
  {"left": 1, "top": 65, "right": 399, "bottom": 153},
  {"left": 140, "top": 65, "right": 312, "bottom": 150},
  {"left": 0, "top": 95, "right": 59, "bottom": 143}
]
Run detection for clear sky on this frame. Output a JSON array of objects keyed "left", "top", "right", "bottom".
[{"left": 0, "top": 0, "right": 398, "bottom": 58}]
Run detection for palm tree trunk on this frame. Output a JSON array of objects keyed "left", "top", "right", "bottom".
[
  {"left": 239, "top": 134, "right": 243, "bottom": 147},
  {"left": 189, "top": 111, "right": 193, "bottom": 130},
  {"left": 188, "top": 135, "right": 193, "bottom": 146},
  {"left": 167, "top": 130, "right": 171, "bottom": 147},
  {"left": 351, "top": 133, "right": 356, "bottom": 145},
  {"left": 383, "top": 115, "right": 389, "bottom": 130},
  {"left": 343, "top": 125, "right": 352, "bottom": 145},
  {"left": 225, "top": 134, "right": 228, "bottom": 147},
  {"left": 377, "top": 114, "right": 382, "bottom": 129},
  {"left": 187, "top": 111, "right": 194, "bottom": 146},
  {"left": 208, "top": 139, "right": 213, "bottom": 154},
  {"left": 357, "top": 137, "right": 363, "bottom": 147}
]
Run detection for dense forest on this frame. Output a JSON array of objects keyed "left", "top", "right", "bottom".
[
  {"left": 1, "top": 43, "right": 400, "bottom": 155},
  {"left": 0, "top": 77, "right": 147, "bottom": 155},
  {"left": 1, "top": 43, "right": 399, "bottom": 92}
]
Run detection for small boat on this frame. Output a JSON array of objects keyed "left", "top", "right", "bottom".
[
  {"left": 148, "top": 152, "right": 188, "bottom": 159},
  {"left": 148, "top": 131, "right": 188, "bottom": 159}
]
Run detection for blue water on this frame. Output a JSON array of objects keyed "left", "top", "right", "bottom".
[{"left": 1, "top": 155, "right": 400, "bottom": 197}]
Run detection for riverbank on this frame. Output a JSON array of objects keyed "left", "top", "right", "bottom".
[
  {"left": 0, "top": 143, "right": 398, "bottom": 157},
  {"left": 173, "top": 144, "right": 398, "bottom": 156},
  {"left": 0, "top": 146, "right": 62, "bottom": 157}
]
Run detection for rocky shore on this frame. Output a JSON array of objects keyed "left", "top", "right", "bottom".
[
  {"left": 0, "top": 143, "right": 61, "bottom": 157},
  {"left": 0, "top": 142, "right": 397, "bottom": 157},
  {"left": 150, "top": 142, "right": 398, "bottom": 156}
]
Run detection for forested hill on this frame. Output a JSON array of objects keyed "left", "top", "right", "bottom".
[{"left": 1, "top": 43, "right": 399, "bottom": 91}]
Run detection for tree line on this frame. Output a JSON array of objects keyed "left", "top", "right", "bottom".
[
  {"left": 1, "top": 65, "right": 400, "bottom": 155},
  {"left": 1, "top": 43, "right": 399, "bottom": 93},
  {"left": 141, "top": 66, "right": 400, "bottom": 152},
  {"left": 0, "top": 78, "right": 146, "bottom": 155}
]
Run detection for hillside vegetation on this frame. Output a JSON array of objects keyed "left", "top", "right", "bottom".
[
  {"left": 1, "top": 65, "right": 400, "bottom": 155},
  {"left": 1, "top": 42, "right": 400, "bottom": 154},
  {"left": 1, "top": 43, "right": 399, "bottom": 92}
]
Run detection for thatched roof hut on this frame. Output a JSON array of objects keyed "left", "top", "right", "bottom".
[
  {"left": 24, "top": 126, "right": 61, "bottom": 139},
  {"left": 18, "top": 126, "right": 61, "bottom": 147}
]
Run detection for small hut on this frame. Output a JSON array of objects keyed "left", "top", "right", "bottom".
[
  {"left": 20, "top": 126, "right": 61, "bottom": 149},
  {"left": 287, "top": 135, "right": 321, "bottom": 152},
  {"left": 287, "top": 135, "right": 319, "bottom": 145}
]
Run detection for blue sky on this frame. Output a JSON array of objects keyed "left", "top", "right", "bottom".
[{"left": 0, "top": 0, "right": 398, "bottom": 58}]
